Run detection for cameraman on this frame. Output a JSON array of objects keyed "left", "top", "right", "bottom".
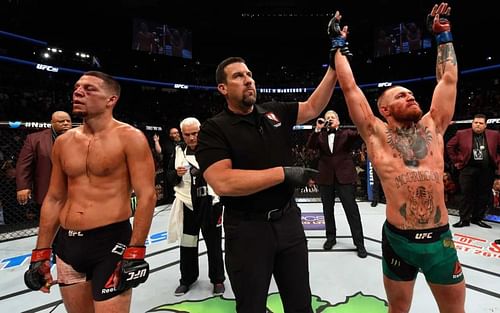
[{"left": 306, "top": 110, "right": 367, "bottom": 257}]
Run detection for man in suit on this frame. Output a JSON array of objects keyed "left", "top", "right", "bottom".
[
  {"left": 306, "top": 110, "right": 367, "bottom": 257},
  {"left": 370, "top": 169, "right": 386, "bottom": 207},
  {"left": 16, "top": 111, "right": 72, "bottom": 211},
  {"left": 446, "top": 113, "right": 500, "bottom": 228},
  {"left": 155, "top": 127, "right": 183, "bottom": 204}
]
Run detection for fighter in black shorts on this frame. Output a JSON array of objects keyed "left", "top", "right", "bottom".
[{"left": 54, "top": 220, "right": 133, "bottom": 301}]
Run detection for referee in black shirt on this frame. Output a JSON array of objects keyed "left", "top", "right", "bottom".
[{"left": 196, "top": 54, "right": 340, "bottom": 313}]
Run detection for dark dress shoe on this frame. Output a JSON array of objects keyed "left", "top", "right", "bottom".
[
  {"left": 370, "top": 201, "right": 378, "bottom": 207},
  {"left": 471, "top": 220, "right": 492, "bottom": 229},
  {"left": 357, "top": 246, "right": 368, "bottom": 258},
  {"left": 323, "top": 239, "right": 337, "bottom": 250},
  {"left": 452, "top": 220, "right": 470, "bottom": 228}
]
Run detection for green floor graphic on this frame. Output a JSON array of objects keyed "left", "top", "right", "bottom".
[{"left": 149, "top": 291, "right": 388, "bottom": 312}]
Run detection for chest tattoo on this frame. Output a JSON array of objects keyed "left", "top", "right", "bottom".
[{"left": 386, "top": 124, "right": 432, "bottom": 168}]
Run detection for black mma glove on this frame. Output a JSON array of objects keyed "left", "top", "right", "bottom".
[
  {"left": 24, "top": 248, "right": 53, "bottom": 291},
  {"left": 115, "top": 246, "right": 149, "bottom": 291},
  {"left": 426, "top": 3, "right": 452, "bottom": 45},
  {"left": 327, "top": 12, "right": 353, "bottom": 68},
  {"left": 283, "top": 166, "right": 319, "bottom": 187}
]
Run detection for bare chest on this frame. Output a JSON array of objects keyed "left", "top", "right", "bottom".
[
  {"left": 61, "top": 137, "right": 125, "bottom": 177},
  {"left": 372, "top": 123, "right": 444, "bottom": 168}
]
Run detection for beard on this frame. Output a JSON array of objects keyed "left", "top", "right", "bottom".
[
  {"left": 241, "top": 93, "right": 256, "bottom": 107},
  {"left": 392, "top": 105, "right": 422, "bottom": 123}
]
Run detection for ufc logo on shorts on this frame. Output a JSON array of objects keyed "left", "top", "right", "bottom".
[
  {"left": 127, "top": 268, "right": 148, "bottom": 281},
  {"left": 415, "top": 232, "right": 433, "bottom": 240},
  {"left": 111, "top": 243, "right": 127, "bottom": 256},
  {"left": 68, "top": 230, "right": 83, "bottom": 237}
]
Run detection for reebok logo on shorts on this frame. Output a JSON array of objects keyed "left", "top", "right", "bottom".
[
  {"left": 452, "top": 261, "right": 463, "bottom": 279},
  {"left": 111, "top": 243, "right": 127, "bottom": 256}
]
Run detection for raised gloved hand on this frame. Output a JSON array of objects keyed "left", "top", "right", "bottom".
[
  {"left": 24, "top": 248, "right": 53, "bottom": 291},
  {"left": 426, "top": 3, "right": 452, "bottom": 44},
  {"left": 114, "top": 246, "right": 149, "bottom": 291},
  {"left": 283, "top": 167, "right": 319, "bottom": 187},
  {"left": 327, "top": 11, "right": 352, "bottom": 68}
]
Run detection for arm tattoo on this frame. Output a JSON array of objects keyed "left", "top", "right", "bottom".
[
  {"left": 386, "top": 124, "right": 432, "bottom": 168},
  {"left": 436, "top": 43, "right": 456, "bottom": 81}
]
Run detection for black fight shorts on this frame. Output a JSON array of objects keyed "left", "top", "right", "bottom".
[{"left": 54, "top": 220, "right": 132, "bottom": 301}]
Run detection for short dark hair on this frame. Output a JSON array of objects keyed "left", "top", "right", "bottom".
[
  {"left": 376, "top": 85, "right": 399, "bottom": 108},
  {"left": 83, "top": 71, "right": 121, "bottom": 97},
  {"left": 473, "top": 113, "right": 487, "bottom": 121},
  {"left": 215, "top": 57, "right": 246, "bottom": 84}
]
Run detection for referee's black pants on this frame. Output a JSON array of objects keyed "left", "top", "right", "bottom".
[{"left": 223, "top": 203, "right": 312, "bottom": 313}]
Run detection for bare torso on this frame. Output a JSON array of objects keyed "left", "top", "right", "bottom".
[
  {"left": 368, "top": 115, "right": 448, "bottom": 230},
  {"left": 57, "top": 122, "right": 133, "bottom": 230}
]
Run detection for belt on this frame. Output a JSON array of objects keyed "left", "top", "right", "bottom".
[
  {"left": 385, "top": 221, "right": 449, "bottom": 243},
  {"left": 226, "top": 201, "right": 292, "bottom": 222},
  {"left": 196, "top": 186, "right": 208, "bottom": 197}
]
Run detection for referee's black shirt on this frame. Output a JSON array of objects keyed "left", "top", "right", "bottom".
[{"left": 196, "top": 101, "right": 299, "bottom": 214}]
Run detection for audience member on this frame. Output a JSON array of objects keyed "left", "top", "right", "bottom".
[
  {"left": 443, "top": 171, "right": 458, "bottom": 205},
  {"left": 166, "top": 117, "right": 225, "bottom": 296},
  {"left": 306, "top": 110, "right": 367, "bottom": 257},
  {"left": 156, "top": 127, "right": 183, "bottom": 203},
  {"left": 403, "top": 22, "right": 422, "bottom": 51},
  {"left": 16, "top": 111, "right": 72, "bottom": 220},
  {"left": 446, "top": 114, "right": 500, "bottom": 228},
  {"left": 489, "top": 178, "right": 500, "bottom": 213},
  {"left": 370, "top": 169, "right": 386, "bottom": 207},
  {"left": 134, "top": 21, "right": 156, "bottom": 53}
]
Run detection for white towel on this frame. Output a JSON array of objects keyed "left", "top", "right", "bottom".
[{"left": 167, "top": 197, "right": 184, "bottom": 244}]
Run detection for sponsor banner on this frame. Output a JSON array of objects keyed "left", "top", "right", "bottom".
[
  {"left": 453, "top": 233, "right": 500, "bottom": 259},
  {"left": 35, "top": 63, "right": 59, "bottom": 73},
  {"left": 301, "top": 212, "right": 325, "bottom": 230},
  {"left": 367, "top": 160, "right": 374, "bottom": 201}
]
